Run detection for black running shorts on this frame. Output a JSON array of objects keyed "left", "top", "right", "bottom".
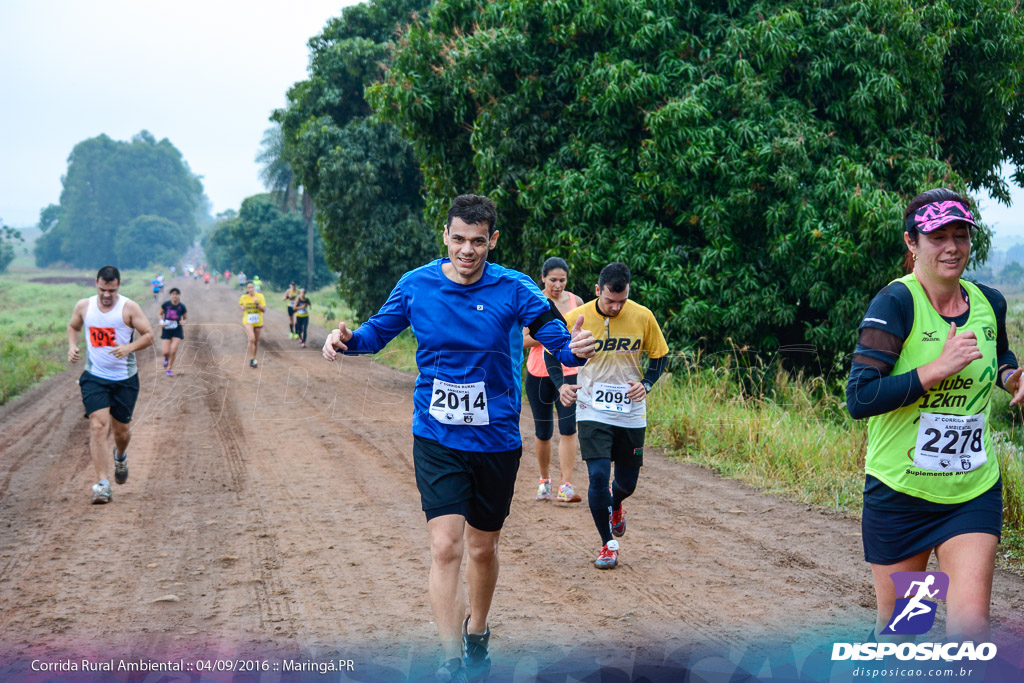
[
  {"left": 161, "top": 327, "right": 184, "bottom": 340},
  {"left": 577, "top": 421, "right": 645, "bottom": 467},
  {"left": 412, "top": 436, "right": 522, "bottom": 532},
  {"left": 79, "top": 371, "right": 140, "bottom": 423}
]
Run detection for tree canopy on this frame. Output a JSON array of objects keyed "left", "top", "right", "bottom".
[
  {"left": 0, "top": 223, "right": 24, "bottom": 273},
  {"left": 273, "top": 0, "right": 434, "bottom": 319},
  {"left": 203, "top": 194, "right": 333, "bottom": 289},
  {"left": 35, "top": 131, "right": 204, "bottom": 269},
  {"left": 369, "top": 0, "right": 1024, "bottom": 364}
]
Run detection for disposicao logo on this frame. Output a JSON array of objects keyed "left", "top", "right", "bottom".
[
  {"left": 883, "top": 571, "right": 947, "bottom": 635},
  {"left": 831, "top": 572, "right": 997, "bottom": 662}
]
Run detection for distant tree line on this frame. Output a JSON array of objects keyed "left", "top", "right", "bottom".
[
  {"left": 0, "top": 223, "right": 24, "bottom": 273},
  {"left": 35, "top": 131, "right": 204, "bottom": 270},
  {"left": 202, "top": 193, "right": 334, "bottom": 289}
]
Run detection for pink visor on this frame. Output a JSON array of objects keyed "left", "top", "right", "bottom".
[{"left": 905, "top": 200, "right": 979, "bottom": 234}]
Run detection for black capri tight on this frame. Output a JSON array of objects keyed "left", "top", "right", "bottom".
[
  {"left": 524, "top": 372, "right": 577, "bottom": 441},
  {"left": 295, "top": 316, "right": 309, "bottom": 344}
]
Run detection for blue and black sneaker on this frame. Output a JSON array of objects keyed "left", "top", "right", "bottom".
[
  {"left": 462, "top": 616, "right": 491, "bottom": 680},
  {"left": 435, "top": 657, "right": 468, "bottom": 683},
  {"left": 113, "top": 448, "right": 128, "bottom": 485}
]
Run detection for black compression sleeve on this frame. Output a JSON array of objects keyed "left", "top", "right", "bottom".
[
  {"left": 641, "top": 355, "right": 667, "bottom": 391},
  {"left": 526, "top": 300, "right": 566, "bottom": 338},
  {"left": 544, "top": 350, "right": 565, "bottom": 388}
]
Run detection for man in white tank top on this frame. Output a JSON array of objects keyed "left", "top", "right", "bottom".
[{"left": 67, "top": 266, "right": 154, "bottom": 504}]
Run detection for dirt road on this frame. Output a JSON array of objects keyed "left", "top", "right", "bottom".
[{"left": 1, "top": 277, "right": 1023, "bottom": 679}]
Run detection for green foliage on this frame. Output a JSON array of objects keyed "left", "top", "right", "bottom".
[
  {"left": 0, "top": 224, "right": 24, "bottom": 273},
  {"left": 35, "top": 131, "right": 204, "bottom": 269},
  {"left": 114, "top": 215, "right": 188, "bottom": 269},
  {"left": 202, "top": 194, "right": 333, "bottom": 290},
  {"left": 999, "top": 261, "right": 1024, "bottom": 287},
  {"left": 370, "top": 0, "right": 1024, "bottom": 365},
  {"left": 273, "top": 0, "right": 435, "bottom": 319}
]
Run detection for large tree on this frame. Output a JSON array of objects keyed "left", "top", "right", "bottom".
[
  {"left": 203, "top": 194, "right": 333, "bottom": 290},
  {"left": 369, "top": 0, "right": 1024, "bottom": 365},
  {"left": 35, "top": 131, "right": 204, "bottom": 268},
  {"left": 273, "top": 0, "right": 433, "bottom": 319}
]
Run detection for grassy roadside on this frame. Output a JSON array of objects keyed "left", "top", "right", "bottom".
[
  {"left": 645, "top": 360, "right": 1024, "bottom": 574},
  {"left": 0, "top": 267, "right": 151, "bottom": 405}
]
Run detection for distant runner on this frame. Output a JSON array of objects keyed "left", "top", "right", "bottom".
[
  {"left": 239, "top": 281, "right": 266, "bottom": 368},
  {"left": 553, "top": 262, "right": 668, "bottom": 569},
  {"left": 323, "top": 195, "right": 595, "bottom": 681},
  {"left": 284, "top": 282, "right": 299, "bottom": 339},
  {"left": 159, "top": 287, "right": 188, "bottom": 376},
  {"left": 293, "top": 287, "right": 310, "bottom": 348},
  {"left": 67, "top": 266, "right": 155, "bottom": 504}
]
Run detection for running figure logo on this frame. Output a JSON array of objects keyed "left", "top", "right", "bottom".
[{"left": 881, "top": 571, "right": 949, "bottom": 635}]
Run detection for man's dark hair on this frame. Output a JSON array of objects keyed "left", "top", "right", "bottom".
[
  {"left": 446, "top": 194, "right": 498, "bottom": 235},
  {"left": 96, "top": 265, "right": 120, "bottom": 283},
  {"left": 169, "top": 287, "right": 181, "bottom": 295},
  {"left": 598, "top": 262, "right": 631, "bottom": 293}
]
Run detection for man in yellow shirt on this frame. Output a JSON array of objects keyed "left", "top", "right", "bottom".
[
  {"left": 238, "top": 281, "right": 267, "bottom": 368},
  {"left": 548, "top": 262, "right": 668, "bottom": 569}
]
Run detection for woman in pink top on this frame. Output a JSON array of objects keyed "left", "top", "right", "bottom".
[{"left": 524, "top": 257, "right": 585, "bottom": 503}]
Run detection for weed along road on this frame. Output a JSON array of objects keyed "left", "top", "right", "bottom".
[{"left": 1, "top": 277, "right": 1023, "bottom": 670}]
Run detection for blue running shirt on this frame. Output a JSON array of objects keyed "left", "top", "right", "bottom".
[{"left": 346, "top": 259, "right": 584, "bottom": 452}]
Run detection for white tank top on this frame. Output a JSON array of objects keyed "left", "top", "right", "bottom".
[{"left": 84, "top": 294, "right": 137, "bottom": 380}]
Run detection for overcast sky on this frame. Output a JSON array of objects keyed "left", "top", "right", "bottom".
[
  {"left": 2, "top": 1, "right": 1022, "bottom": 248},
  {"left": 0, "top": 0, "right": 358, "bottom": 227}
]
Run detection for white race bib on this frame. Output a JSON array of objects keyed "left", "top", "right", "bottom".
[
  {"left": 164, "top": 320, "right": 178, "bottom": 330},
  {"left": 429, "top": 379, "right": 489, "bottom": 426},
  {"left": 246, "top": 313, "right": 260, "bottom": 324},
  {"left": 592, "top": 382, "right": 633, "bottom": 413},
  {"left": 913, "top": 412, "right": 987, "bottom": 473}
]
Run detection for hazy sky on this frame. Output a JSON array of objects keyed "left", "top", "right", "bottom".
[
  {"left": 1, "top": 1, "right": 1021, "bottom": 248},
  {"left": 0, "top": 0, "right": 358, "bottom": 227}
]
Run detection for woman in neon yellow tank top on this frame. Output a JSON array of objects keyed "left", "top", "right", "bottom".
[{"left": 847, "top": 188, "right": 1024, "bottom": 643}]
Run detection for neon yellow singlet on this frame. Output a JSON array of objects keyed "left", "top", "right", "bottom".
[{"left": 865, "top": 274, "right": 1000, "bottom": 504}]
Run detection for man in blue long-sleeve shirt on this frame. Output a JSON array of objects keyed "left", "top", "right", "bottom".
[{"left": 323, "top": 194, "right": 595, "bottom": 681}]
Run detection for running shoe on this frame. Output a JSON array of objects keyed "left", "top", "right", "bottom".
[
  {"left": 166, "top": 369, "right": 173, "bottom": 377},
  {"left": 435, "top": 657, "right": 468, "bottom": 683},
  {"left": 162, "top": 357, "right": 168, "bottom": 368},
  {"left": 557, "top": 482, "right": 582, "bottom": 503},
  {"left": 535, "top": 478, "right": 551, "bottom": 501},
  {"left": 594, "top": 540, "right": 619, "bottom": 569},
  {"left": 610, "top": 504, "right": 626, "bottom": 537},
  {"left": 250, "top": 359, "right": 258, "bottom": 368},
  {"left": 91, "top": 483, "right": 112, "bottom": 504},
  {"left": 113, "top": 449, "right": 128, "bottom": 485},
  {"left": 301, "top": 342, "right": 306, "bottom": 348},
  {"left": 462, "top": 616, "right": 491, "bottom": 680}
]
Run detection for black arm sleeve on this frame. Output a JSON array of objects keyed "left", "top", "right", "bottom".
[
  {"left": 526, "top": 300, "right": 566, "bottom": 338},
  {"left": 544, "top": 350, "right": 566, "bottom": 388},
  {"left": 641, "top": 355, "right": 667, "bottom": 391}
]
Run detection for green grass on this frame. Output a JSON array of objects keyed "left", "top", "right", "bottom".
[{"left": 0, "top": 266, "right": 151, "bottom": 405}]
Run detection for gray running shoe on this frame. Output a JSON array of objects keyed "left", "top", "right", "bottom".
[
  {"left": 435, "top": 658, "right": 467, "bottom": 683},
  {"left": 91, "top": 483, "right": 112, "bottom": 504},
  {"left": 113, "top": 449, "right": 128, "bottom": 485}
]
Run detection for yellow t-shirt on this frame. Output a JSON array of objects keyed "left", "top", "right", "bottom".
[
  {"left": 567, "top": 299, "right": 668, "bottom": 428},
  {"left": 239, "top": 292, "right": 267, "bottom": 327}
]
